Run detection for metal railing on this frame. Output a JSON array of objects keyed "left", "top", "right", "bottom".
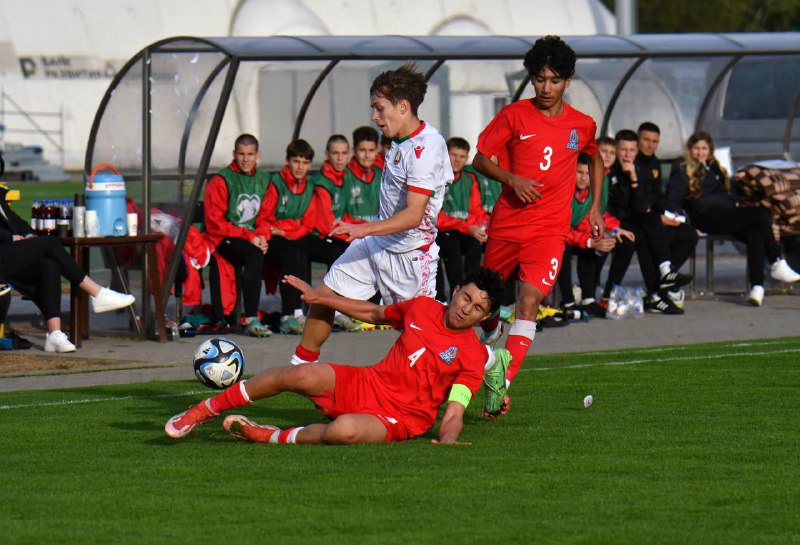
[{"left": 0, "top": 90, "right": 64, "bottom": 168}]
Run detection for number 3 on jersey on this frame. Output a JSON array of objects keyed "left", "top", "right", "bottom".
[
  {"left": 540, "top": 146, "right": 553, "bottom": 171},
  {"left": 408, "top": 347, "right": 426, "bottom": 367}
]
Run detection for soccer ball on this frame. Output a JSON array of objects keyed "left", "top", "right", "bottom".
[{"left": 193, "top": 337, "right": 245, "bottom": 389}]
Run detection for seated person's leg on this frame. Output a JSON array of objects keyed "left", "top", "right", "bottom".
[
  {"left": 603, "top": 236, "right": 636, "bottom": 300},
  {"left": 265, "top": 235, "right": 310, "bottom": 333},
  {"left": 556, "top": 245, "right": 576, "bottom": 307},
  {"left": 215, "top": 237, "right": 266, "bottom": 320},
  {"left": 667, "top": 222, "right": 699, "bottom": 272}
]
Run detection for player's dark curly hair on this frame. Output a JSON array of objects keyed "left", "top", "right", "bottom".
[
  {"left": 370, "top": 62, "right": 427, "bottom": 116},
  {"left": 523, "top": 35, "right": 576, "bottom": 79},
  {"left": 464, "top": 267, "right": 506, "bottom": 315}
]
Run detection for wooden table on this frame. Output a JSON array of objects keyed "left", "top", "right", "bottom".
[{"left": 60, "top": 234, "right": 166, "bottom": 347}]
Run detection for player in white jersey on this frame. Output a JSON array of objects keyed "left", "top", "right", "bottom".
[{"left": 291, "top": 63, "right": 453, "bottom": 366}]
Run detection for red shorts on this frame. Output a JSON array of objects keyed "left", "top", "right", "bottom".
[
  {"left": 482, "top": 235, "right": 565, "bottom": 297},
  {"left": 309, "top": 364, "right": 419, "bottom": 443}
]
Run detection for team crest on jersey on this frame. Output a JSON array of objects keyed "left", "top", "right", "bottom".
[
  {"left": 439, "top": 346, "right": 458, "bottom": 365},
  {"left": 652, "top": 168, "right": 660, "bottom": 179},
  {"left": 414, "top": 145, "right": 425, "bottom": 159},
  {"left": 394, "top": 150, "right": 402, "bottom": 164},
  {"left": 566, "top": 129, "right": 580, "bottom": 151},
  {"left": 236, "top": 194, "right": 261, "bottom": 223}
]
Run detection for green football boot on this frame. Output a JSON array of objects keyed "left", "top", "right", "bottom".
[{"left": 483, "top": 348, "right": 511, "bottom": 417}]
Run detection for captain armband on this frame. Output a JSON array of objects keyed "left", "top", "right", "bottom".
[{"left": 448, "top": 383, "right": 473, "bottom": 409}]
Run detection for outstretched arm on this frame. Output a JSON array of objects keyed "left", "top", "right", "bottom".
[
  {"left": 282, "top": 275, "right": 388, "bottom": 324},
  {"left": 329, "top": 191, "right": 430, "bottom": 242},
  {"left": 432, "top": 401, "right": 470, "bottom": 445}
]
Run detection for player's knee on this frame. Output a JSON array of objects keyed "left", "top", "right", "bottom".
[
  {"left": 279, "top": 363, "right": 321, "bottom": 392},
  {"left": 321, "top": 417, "right": 361, "bottom": 444},
  {"left": 517, "top": 294, "right": 542, "bottom": 320}
]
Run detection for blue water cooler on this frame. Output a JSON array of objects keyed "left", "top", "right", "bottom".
[{"left": 86, "top": 163, "right": 127, "bottom": 236}]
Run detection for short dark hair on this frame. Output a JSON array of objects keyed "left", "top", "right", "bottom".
[
  {"left": 577, "top": 153, "right": 589, "bottom": 166},
  {"left": 352, "top": 126, "right": 379, "bottom": 147},
  {"left": 597, "top": 135, "right": 615, "bottom": 147},
  {"left": 614, "top": 129, "right": 638, "bottom": 143},
  {"left": 523, "top": 35, "right": 576, "bottom": 79},
  {"left": 447, "top": 137, "right": 470, "bottom": 153},
  {"left": 638, "top": 121, "right": 660, "bottom": 135},
  {"left": 370, "top": 62, "right": 428, "bottom": 116},
  {"left": 326, "top": 134, "right": 349, "bottom": 152},
  {"left": 463, "top": 267, "right": 506, "bottom": 315},
  {"left": 235, "top": 133, "right": 259, "bottom": 150},
  {"left": 286, "top": 139, "right": 314, "bottom": 161}
]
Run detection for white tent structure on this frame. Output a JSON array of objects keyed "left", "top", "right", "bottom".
[{"left": 0, "top": 0, "right": 613, "bottom": 170}]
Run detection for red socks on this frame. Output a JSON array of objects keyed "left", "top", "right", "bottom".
[
  {"left": 504, "top": 319, "right": 537, "bottom": 383},
  {"left": 208, "top": 381, "right": 251, "bottom": 414},
  {"left": 291, "top": 345, "right": 320, "bottom": 365}
]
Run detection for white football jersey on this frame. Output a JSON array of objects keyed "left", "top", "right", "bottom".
[{"left": 376, "top": 121, "right": 453, "bottom": 253}]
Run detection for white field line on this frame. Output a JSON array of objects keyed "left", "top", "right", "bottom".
[
  {"left": 523, "top": 346, "right": 800, "bottom": 373},
  {"left": 0, "top": 390, "right": 206, "bottom": 411},
  {"left": 2, "top": 343, "right": 799, "bottom": 411}
]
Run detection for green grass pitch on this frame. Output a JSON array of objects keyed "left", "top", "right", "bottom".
[{"left": 1, "top": 337, "right": 798, "bottom": 544}]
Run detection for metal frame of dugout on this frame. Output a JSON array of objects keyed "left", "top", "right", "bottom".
[{"left": 84, "top": 33, "right": 800, "bottom": 319}]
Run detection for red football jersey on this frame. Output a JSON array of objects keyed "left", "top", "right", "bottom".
[
  {"left": 477, "top": 100, "right": 598, "bottom": 241},
  {"left": 371, "top": 297, "right": 489, "bottom": 433}
]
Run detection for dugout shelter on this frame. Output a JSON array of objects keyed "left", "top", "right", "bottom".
[{"left": 84, "top": 33, "right": 800, "bottom": 315}]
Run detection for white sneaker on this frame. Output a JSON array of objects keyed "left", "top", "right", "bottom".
[
  {"left": 91, "top": 287, "right": 135, "bottom": 313},
  {"left": 480, "top": 322, "right": 505, "bottom": 346},
  {"left": 748, "top": 285, "right": 765, "bottom": 307},
  {"left": 45, "top": 330, "right": 76, "bottom": 353},
  {"left": 770, "top": 258, "right": 800, "bottom": 283},
  {"left": 333, "top": 312, "right": 362, "bottom": 332},
  {"left": 667, "top": 289, "right": 685, "bottom": 309}
]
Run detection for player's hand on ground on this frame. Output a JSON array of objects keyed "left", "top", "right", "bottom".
[
  {"left": 508, "top": 173, "right": 543, "bottom": 203},
  {"left": 431, "top": 439, "right": 472, "bottom": 446},
  {"left": 282, "top": 275, "right": 318, "bottom": 303},
  {"left": 329, "top": 220, "right": 369, "bottom": 242}
]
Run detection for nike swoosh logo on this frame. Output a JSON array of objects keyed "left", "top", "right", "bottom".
[
  {"left": 409, "top": 322, "right": 423, "bottom": 331},
  {"left": 519, "top": 134, "right": 536, "bottom": 140}
]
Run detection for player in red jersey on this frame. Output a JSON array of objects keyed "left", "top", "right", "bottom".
[
  {"left": 472, "top": 36, "right": 605, "bottom": 417},
  {"left": 165, "top": 267, "right": 507, "bottom": 445}
]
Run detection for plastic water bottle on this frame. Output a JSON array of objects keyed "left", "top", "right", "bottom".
[
  {"left": 56, "top": 199, "right": 71, "bottom": 237},
  {"left": 73, "top": 193, "right": 86, "bottom": 237},
  {"left": 30, "top": 199, "right": 41, "bottom": 233}
]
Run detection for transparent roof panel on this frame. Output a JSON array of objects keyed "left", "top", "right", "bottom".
[{"left": 606, "top": 56, "right": 736, "bottom": 157}]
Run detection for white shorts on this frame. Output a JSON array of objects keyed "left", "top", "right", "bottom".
[{"left": 323, "top": 237, "right": 439, "bottom": 304}]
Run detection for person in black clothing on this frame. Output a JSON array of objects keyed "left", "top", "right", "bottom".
[
  {"left": 0, "top": 183, "right": 135, "bottom": 353},
  {"left": 434, "top": 137, "right": 487, "bottom": 302},
  {"left": 665, "top": 131, "right": 800, "bottom": 306},
  {"left": 635, "top": 122, "right": 698, "bottom": 307},
  {"left": 607, "top": 129, "right": 692, "bottom": 314}
]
